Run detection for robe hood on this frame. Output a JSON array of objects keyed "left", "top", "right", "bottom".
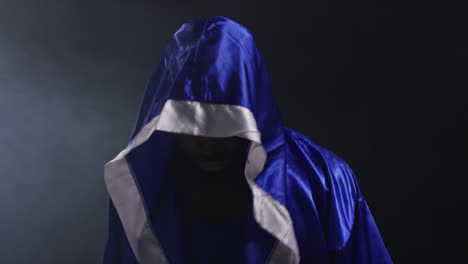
[{"left": 103, "top": 16, "right": 392, "bottom": 264}]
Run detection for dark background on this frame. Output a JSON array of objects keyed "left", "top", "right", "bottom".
[{"left": 0, "top": 0, "right": 466, "bottom": 263}]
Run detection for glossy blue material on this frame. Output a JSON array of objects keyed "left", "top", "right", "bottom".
[{"left": 103, "top": 16, "right": 392, "bottom": 263}]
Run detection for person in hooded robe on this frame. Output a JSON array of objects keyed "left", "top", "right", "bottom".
[{"left": 102, "top": 16, "right": 393, "bottom": 264}]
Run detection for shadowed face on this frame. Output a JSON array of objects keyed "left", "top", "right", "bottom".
[{"left": 174, "top": 134, "right": 247, "bottom": 174}]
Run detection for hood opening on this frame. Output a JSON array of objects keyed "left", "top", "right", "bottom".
[{"left": 104, "top": 15, "right": 300, "bottom": 264}]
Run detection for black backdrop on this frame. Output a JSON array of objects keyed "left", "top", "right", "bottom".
[{"left": 0, "top": 0, "right": 466, "bottom": 263}]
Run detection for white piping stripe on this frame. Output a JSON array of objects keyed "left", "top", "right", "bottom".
[
  {"left": 104, "top": 99, "right": 300, "bottom": 263},
  {"left": 104, "top": 145, "right": 169, "bottom": 264}
]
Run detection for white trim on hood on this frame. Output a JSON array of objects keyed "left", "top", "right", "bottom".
[{"left": 104, "top": 99, "right": 300, "bottom": 264}]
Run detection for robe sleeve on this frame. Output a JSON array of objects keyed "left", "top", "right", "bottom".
[
  {"left": 323, "top": 153, "right": 393, "bottom": 264},
  {"left": 102, "top": 199, "right": 139, "bottom": 264},
  {"left": 330, "top": 196, "right": 393, "bottom": 263}
]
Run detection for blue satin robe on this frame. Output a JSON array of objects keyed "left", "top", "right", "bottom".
[{"left": 102, "top": 15, "right": 392, "bottom": 264}]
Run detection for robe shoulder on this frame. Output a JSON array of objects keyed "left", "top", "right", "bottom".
[
  {"left": 284, "top": 127, "right": 392, "bottom": 263},
  {"left": 283, "top": 126, "right": 361, "bottom": 249},
  {"left": 284, "top": 126, "right": 361, "bottom": 196}
]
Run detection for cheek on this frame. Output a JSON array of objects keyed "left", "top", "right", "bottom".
[
  {"left": 226, "top": 138, "right": 246, "bottom": 152},
  {"left": 225, "top": 143, "right": 240, "bottom": 154},
  {"left": 175, "top": 136, "right": 198, "bottom": 156},
  {"left": 221, "top": 140, "right": 246, "bottom": 161}
]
